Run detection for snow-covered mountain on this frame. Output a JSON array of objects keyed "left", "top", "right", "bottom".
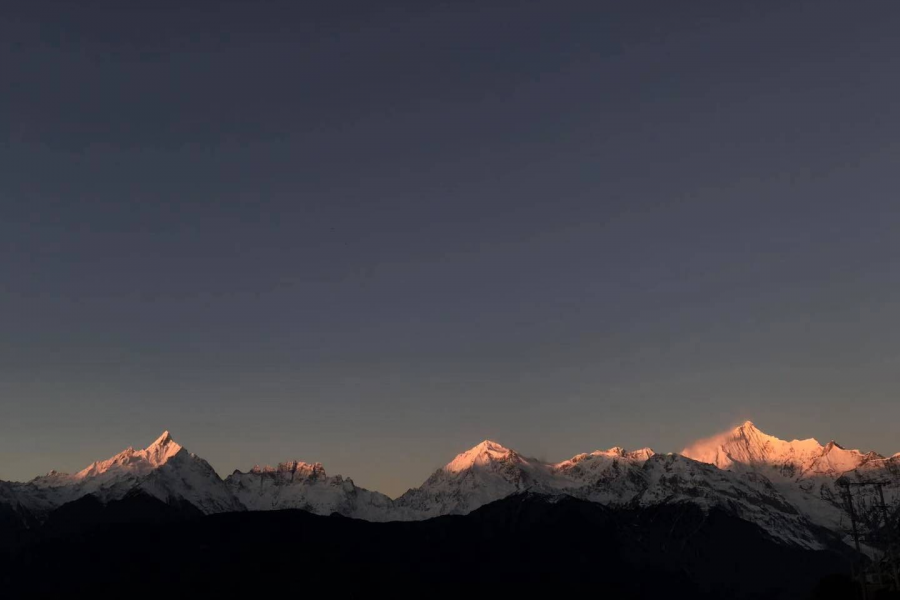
[
  {"left": 624, "top": 453, "right": 831, "bottom": 548},
  {"left": 222, "top": 440, "right": 661, "bottom": 522},
  {"left": 394, "top": 441, "right": 562, "bottom": 517},
  {"left": 2, "top": 432, "right": 243, "bottom": 518},
  {"left": 552, "top": 446, "right": 655, "bottom": 503},
  {"left": 682, "top": 421, "right": 898, "bottom": 535},
  {"left": 390, "top": 438, "right": 827, "bottom": 546},
  {"left": 682, "top": 420, "right": 881, "bottom": 479},
  {"left": 225, "top": 461, "right": 394, "bottom": 521},
  {"left": 2, "top": 422, "right": 896, "bottom": 551},
  {"left": 394, "top": 440, "right": 659, "bottom": 517}
]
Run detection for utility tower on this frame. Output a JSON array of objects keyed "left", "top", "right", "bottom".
[{"left": 838, "top": 478, "right": 900, "bottom": 599}]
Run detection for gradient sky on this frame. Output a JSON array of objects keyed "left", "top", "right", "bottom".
[{"left": 2, "top": 1, "right": 900, "bottom": 497}]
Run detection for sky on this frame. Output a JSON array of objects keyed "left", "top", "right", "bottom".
[{"left": 2, "top": 0, "right": 900, "bottom": 497}]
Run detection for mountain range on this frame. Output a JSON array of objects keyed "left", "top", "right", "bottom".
[{"left": 2, "top": 421, "right": 898, "bottom": 553}]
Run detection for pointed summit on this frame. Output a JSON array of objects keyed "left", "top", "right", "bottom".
[
  {"left": 150, "top": 430, "right": 174, "bottom": 448},
  {"left": 681, "top": 421, "right": 871, "bottom": 479},
  {"left": 474, "top": 440, "right": 511, "bottom": 453},
  {"left": 144, "top": 430, "right": 183, "bottom": 466},
  {"left": 729, "top": 421, "right": 765, "bottom": 440},
  {"left": 398, "top": 439, "right": 553, "bottom": 517},
  {"left": 444, "top": 440, "right": 518, "bottom": 473}
]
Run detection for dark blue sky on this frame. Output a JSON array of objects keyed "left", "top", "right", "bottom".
[{"left": 2, "top": 1, "right": 899, "bottom": 496}]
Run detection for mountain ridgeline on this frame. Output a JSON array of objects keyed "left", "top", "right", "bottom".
[{"left": 2, "top": 422, "right": 898, "bottom": 597}]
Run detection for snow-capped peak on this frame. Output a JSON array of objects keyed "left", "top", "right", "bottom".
[
  {"left": 144, "top": 430, "right": 183, "bottom": 466},
  {"left": 225, "top": 460, "right": 393, "bottom": 520},
  {"left": 682, "top": 421, "right": 817, "bottom": 472},
  {"left": 74, "top": 430, "right": 183, "bottom": 480},
  {"left": 6, "top": 431, "right": 243, "bottom": 516},
  {"left": 553, "top": 446, "right": 655, "bottom": 469},
  {"left": 681, "top": 420, "right": 877, "bottom": 480},
  {"left": 395, "top": 440, "right": 557, "bottom": 517},
  {"left": 151, "top": 430, "right": 175, "bottom": 448},
  {"left": 595, "top": 446, "right": 655, "bottom": 460},
  {"left": 245, "top": 461, "right": 326, "bottom": 479},
  {"left": 600, "top": 446, "right": 625, "bottom": 456},
  {"left": 444, "top": 440, "right": 520, "bottom": 473}
]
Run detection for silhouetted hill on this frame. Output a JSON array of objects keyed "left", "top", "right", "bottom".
[{"left": 0, "top": 492, "right": 862, "bottom": 598}]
